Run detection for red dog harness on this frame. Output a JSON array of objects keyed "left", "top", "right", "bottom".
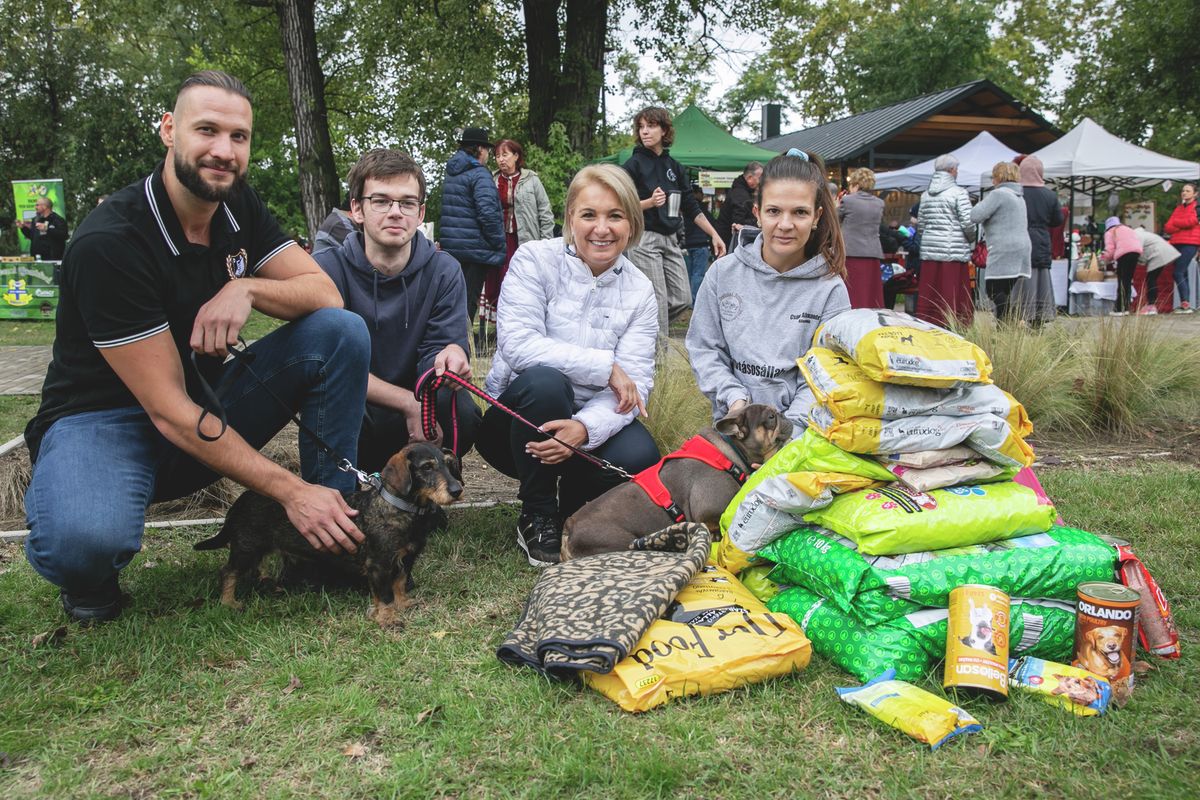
[{"left": 632, "top": 435, "right": 749, "bottom": 523}]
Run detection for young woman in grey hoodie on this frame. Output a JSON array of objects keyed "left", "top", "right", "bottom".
[{"left": 686, "top": 150, "right": 851, "bottom": 435}]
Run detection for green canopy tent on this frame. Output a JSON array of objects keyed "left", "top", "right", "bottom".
[{"left": 598, "top": 105, "right": 778, "bottom": 170}]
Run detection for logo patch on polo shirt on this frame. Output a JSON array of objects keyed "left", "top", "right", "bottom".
[{"left": 226, "top": 248, "right": 248, "bottom": 279}]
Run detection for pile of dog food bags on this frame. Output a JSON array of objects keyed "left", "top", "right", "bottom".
[{"left": 715, "top": 310, "right": 1177, "bottom": 690}]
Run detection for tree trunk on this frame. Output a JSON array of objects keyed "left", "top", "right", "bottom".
[
  {"left": 274, "top": 0, "right": 339, "bottom": 239},
  {"left": 522, "top": 0, "right": 607, "bottom": 154},
  {"left": 522, "top": 0, "right": 561, "bottom": 148},
  {"left": 558, "top": 0, "right": 606, "bottom": 154}
]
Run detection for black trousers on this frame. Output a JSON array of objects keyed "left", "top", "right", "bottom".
[
  {"left": 1116, "top": 253, "right": 1138, "bottom": 312},
  {"left": 460, "top": 260, "right": 490, "bottom": 323},
  {"left": 356, "top": 384, "right": 482, "bottom": 474},
  {"left": 474, "top": 366, "right": 660, "bottom": 518},
  {"left": 986, "top": 277, "right": 1020, "bottom": 322}
]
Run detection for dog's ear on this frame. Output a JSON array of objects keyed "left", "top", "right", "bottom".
[
  {"left": 442, "top": 448, "right": 462, "bottom": 482},
  {"left": 715, "top": 406, "right": 749, "bottom": 439},
  {"left": 380, "top": 453, "right": 413, "bottom": 496}
]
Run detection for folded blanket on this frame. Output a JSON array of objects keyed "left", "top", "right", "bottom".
[{"left": 496, "top": 522, "right": 711, "bottom": 679}]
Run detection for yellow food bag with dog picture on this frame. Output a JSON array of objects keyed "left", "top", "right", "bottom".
[
  {"left": 814, "top": 309, "right": 993, "bottom": 388},
  {"left": 799, "top": 347, "right": 1030, "bottom": 436},
  {"left": 583, "top": 565, "right": 811, "bottom": 712}
]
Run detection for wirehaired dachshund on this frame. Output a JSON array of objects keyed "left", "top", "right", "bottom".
[{"left": 194, "top": 442, "right": 463, "bottom": 628}]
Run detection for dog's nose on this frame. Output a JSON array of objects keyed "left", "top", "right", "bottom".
[{"left": 449, "top": 481, "right": 463, "bottom": 499}]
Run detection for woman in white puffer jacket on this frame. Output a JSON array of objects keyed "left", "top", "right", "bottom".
[
  {"left": 477, "top": 164, "right": 661, "bottom": 567},
  {"left": 916, "top": 154, "right": 977, "bottom": 326}
]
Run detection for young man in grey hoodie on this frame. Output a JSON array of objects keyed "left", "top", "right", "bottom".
[{"left": 314, "top": 149, "right": 480, "bottom": 471}]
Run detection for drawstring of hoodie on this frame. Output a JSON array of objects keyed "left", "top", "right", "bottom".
[{"left": 369, "top": 269, "right": 412, "bottom": 332}]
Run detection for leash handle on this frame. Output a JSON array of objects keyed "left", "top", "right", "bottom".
[{"left": 414, "top": 368, "right": 633, "bottom": 481}]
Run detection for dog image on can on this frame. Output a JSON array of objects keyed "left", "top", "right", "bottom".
[{"left": 959, "top": 598, "right": 998, "bottom": 655}]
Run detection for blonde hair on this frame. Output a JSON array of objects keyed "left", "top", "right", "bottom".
[
  {"left": 848, "top": 167, "right": 876, "bottom": 191},
  {"left": 992, "top": 161, "right": 1020, "bottom": 184},
  {"left": 564, "top": 164, "right": 644, "bottom": 249}
]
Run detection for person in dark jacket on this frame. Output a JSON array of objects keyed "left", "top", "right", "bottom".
[
  {"left": 315, "top": 149, "right": 480, "bottom": 471},
  {"left": 439, "top": 127, "right": 506, "bottom": 323},
  {"left": 312, "top": 196, "right": 355, "bottom": 256},
  {"left": 16, "top": 197, "right": 68, "bottom": 260},
  {"left": 1016, "top": 155, "right": 1064, "bottom": 324},
  {"left": 714, "top": 161, "right": 762, "bottom": 247},
  {"left": 622, "top": 107, "right": 726, "bottom": 336},
  {"left": 682, "top": 185, "right": 717, "bottom": 300}
]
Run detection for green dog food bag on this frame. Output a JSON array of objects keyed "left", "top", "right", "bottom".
[
  {"left": 770, "top": 587, "right": 1076, "bottom": 682},
  {"left": 763, "top": 525, "right": 1115, "bottom": 626},
  {"left": 803, "top": 480, "right": 1056, "bottom": 556},
  {"left": 719, "top": 428, "right": 894, "bottom": 535}
]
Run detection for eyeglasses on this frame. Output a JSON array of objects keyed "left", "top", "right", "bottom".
[{"left": 361, "top": 195, "right": 423, "bottom": 216}]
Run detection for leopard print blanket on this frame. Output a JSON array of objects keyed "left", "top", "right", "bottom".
[{"left": 496, "top": 522, "right": 711, "bottom": 679}]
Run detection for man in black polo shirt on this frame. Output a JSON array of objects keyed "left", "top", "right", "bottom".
[{"left": 23, "top": 70, "right": 371, "bottom": 624}]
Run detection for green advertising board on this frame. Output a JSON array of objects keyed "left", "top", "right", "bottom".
[
  {"left": 0, "top": 262, "right": 58, "bottom": 319},
  {"left": 11, "top": 178, "right": 66, "bottom": 256}
]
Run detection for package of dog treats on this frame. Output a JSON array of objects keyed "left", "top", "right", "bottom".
[
  {"left": 1009, "top": 657, "right": 1112, "bottom": 716},
  {"left": 761, "top": 525, "right": 1116, "bottom": 626},
  {"left": 808, "top": 406, "right": 1035, "bottom": 468},
  {"left": 836, "top": 669, "right": 982, "bottom": 750},
  {"left": 583, "top": 565, "right": 811, "bottom": 713},
  {"left": 885, "top": 460, "right": 1010, "bottom": 493},
  {"left": 799, "top": 347, "right": 1028, "bottom": 433},
  {"left": 768, "top": 586, "right": 1077, "bottom": 683},
  {"left": 813, "top": 309, "right": 993, "bottom": 388},
  {"left": 802, "top": 480, "right": 1056, "bottom": 556},
  {"left": 1113, "top": 543, "right": 1180, "bottom": 659},
  {"left": 875, "top": 446, "right": 981, "bottom": 469}
]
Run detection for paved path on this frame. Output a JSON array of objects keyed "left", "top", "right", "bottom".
[{"left": 0, "top": 346, "right": 51, "bottom": 395}]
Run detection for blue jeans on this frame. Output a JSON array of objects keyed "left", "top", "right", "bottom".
[
  {"left": 1174, "top": 245, "right": 1195, "bottom": 305},
  {"left": 685, "top": 247, "right": 711, "bottom": 301},
  {"left": 24, "top": 308, "right": 369, "bottom": 593}
]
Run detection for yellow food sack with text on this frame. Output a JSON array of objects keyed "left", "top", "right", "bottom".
[
  {"left": 583, "top": 565, "right": 811, "bottom": 712},
  {"left": 814, "top": 309, "right": 992, "bottom": 388},
  {"left": 799, "top": 347, "right": 1030, "bottom": 436}
]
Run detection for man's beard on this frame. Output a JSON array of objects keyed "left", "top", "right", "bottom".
[{"left": 174, "top": 151, "right": 246, "bottom": 203}]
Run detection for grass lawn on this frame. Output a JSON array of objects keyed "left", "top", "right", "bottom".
[{"left": 1, "top": 461, "right": 1198, "bottom": 798}]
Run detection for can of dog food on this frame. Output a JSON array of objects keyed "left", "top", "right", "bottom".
[
  {"left": 1073, "top": 582, "right": 1140, "bottom": 695},
  {"left": 944, "top": 584, "right": 1010, "bottom": 697}
]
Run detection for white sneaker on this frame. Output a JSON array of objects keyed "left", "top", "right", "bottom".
[
  {"left": 1138, "top": 306, "right": 1157, "bottom": 315},
  {"left": 1109, "top": 310, "right": 1129, "bottom": 317}
]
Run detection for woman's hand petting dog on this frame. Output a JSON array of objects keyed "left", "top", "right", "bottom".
[
  {"left": 282, "top": 483, "right": 363, "bottom": 554},
  {"left": 608, "top": 362, "right": 647, "bottom": 417},
  {"left": 527, "top": 419, "right": 588, "bottom": 465}
]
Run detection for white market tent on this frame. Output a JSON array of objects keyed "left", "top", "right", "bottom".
[
  {"left": 1031, "top": 117, "right": 1200, "bottom": 192},
  {"left": 873, "top": 131, "right": 1019, "bottom": 194}
]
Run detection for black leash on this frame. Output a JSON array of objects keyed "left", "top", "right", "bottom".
[{"left": 189, "top": 339, "right": 375, "bottom": 487}]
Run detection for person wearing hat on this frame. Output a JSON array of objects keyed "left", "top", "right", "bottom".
[
  {"left": 1100, "top": 216, "right": 1143, "bottom": 315},
  {"left": 439, "top": 126, "right": 506, "bottom": 324}
]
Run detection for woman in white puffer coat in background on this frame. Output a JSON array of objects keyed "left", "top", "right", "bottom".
[{"left": 916, "top": 153, "right": 977, "bottom": 326}]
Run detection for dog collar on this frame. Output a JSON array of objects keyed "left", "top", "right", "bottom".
[
  {"left": 378, "top": 484, "right": 429, "bottom": 514},
  {"left": 366, "top": 473, "right": 429, "bottom": 515}
]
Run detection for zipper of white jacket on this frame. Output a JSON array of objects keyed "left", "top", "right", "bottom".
[{"left": 578, "top": 270, "right": 599, "bottom": 343}]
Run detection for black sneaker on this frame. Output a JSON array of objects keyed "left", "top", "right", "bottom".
[
  {"left": 60, "top": 575, "right": 128, "bottom": 625},
  {"left": 516, "top": 513, "right": 562, "bottom": 567}
]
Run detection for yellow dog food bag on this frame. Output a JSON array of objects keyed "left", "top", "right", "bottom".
[
  {"left": 799, "top": 347, "right": 1030, "bottom": 436},
  {"left": 583, "top": 565, "right": 811, "bottom": 712},
  {"left": 814, "top": 309, "right": 993, "bottom": 388}
]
